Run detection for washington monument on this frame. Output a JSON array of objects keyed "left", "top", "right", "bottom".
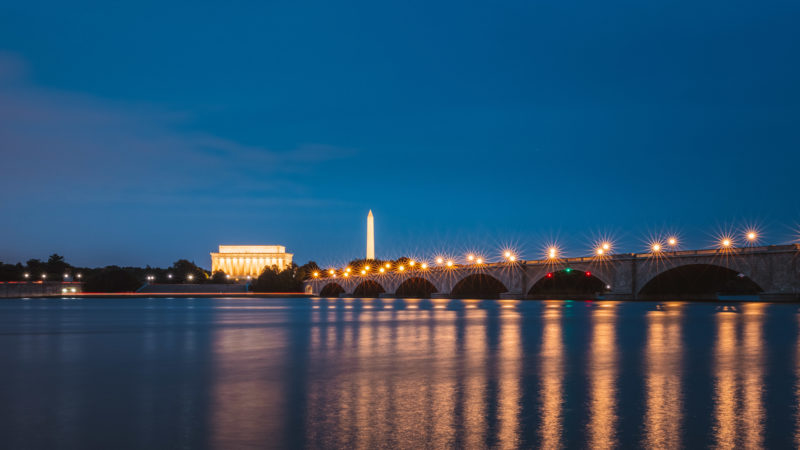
[{"left": 367, "top": 210, "right": 375, "bottom": 260}]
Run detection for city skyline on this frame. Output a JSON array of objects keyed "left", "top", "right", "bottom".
[{"left": 1, "top": 0, "right": 799, "bottom": 268}]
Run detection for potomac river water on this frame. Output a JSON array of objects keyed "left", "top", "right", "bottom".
[{"left": 1, "top": 296, "right": 799, "bottom": 448}]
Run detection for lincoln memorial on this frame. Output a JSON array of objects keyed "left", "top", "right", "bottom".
[{"left": 210, "top": 245, "right": 293, "bottom": 279}]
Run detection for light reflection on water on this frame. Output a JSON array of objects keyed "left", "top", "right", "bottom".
[
  {"left": 588, "top": 302, "right": 617, "bottom": 450},
  {"left": 644, "top": 302, "right": 683, "bottom": 449},
  {"left": 0, "top": 297, "right": 798, "bottom": 448},
  {"left": 539, "top": 302, "right": 564, "bottom": 449}
]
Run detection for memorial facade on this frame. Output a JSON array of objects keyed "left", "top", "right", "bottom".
[{"left": 210, "top": 245, "right": 293, "bottom": 279}]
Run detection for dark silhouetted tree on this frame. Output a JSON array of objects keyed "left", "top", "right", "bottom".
[
  {"left": 296, "top": 261, "right": 321, "bottom": 281},
  {"left": 170, "top": 259, "right": 209, "bottom": 283},
  {"left": 210, "top": 271, "right": 230, "bottom": 283},
  {"left": 252, "top": 264, "right": 303, "bottom": 292},
  {"left": 84, "top": 267, "right": 141, "bottom": 292}
]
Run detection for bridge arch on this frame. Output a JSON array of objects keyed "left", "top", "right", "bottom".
[
  {"left": 638, "top": 263, "right": 763, "bottom": 299},
  {"left": 319, "top": 282, "right": 345, "bottom": 297},
  {"left": 524, "top": 263, "right": 613, "bottom": 295},
  {"left": 451, "top": 273, "right": 508, "bottom": 299},
  {"left": 528, "top": 268, "right": 608, "bottom": 299},
  {"left": 395, "top": 277, "right": 438, "bottom": 298},
  {"left": 353, "top": 280, "right": 386, "bottom": 297}
]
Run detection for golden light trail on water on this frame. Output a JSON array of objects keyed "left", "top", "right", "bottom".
[
  {"left": 644, "top": 303, "right": 683, "bottom": 448},
  {"left": 498, "top": 302, "right": 521, "bottom": 448},
  {"left": 741, "top": 303, "right": 765, "bottom": 448},
  {"left": 587, "top": 303, "right": 618, "bottom": 449},
  {"left": 713, "top": 303, "right": 766, "bottom": 448},
  {"left": 714, "top": 307, "right": 737, "bottom": 448},
  {"left": 539, "top": 302, "right": 564, "bottom": 448}
]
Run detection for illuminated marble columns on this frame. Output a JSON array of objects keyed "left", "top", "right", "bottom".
[{"left": 210, "top": 245, "right": 293, "bottom": 279}]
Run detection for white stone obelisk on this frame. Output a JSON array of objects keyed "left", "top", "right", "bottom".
[{"left": 366, "top": 210, "right": 375, "bottom": 260}]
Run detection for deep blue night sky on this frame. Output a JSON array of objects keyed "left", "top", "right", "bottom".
[{"left": 1, "top": 0, "right": 799, "bottom": 269}]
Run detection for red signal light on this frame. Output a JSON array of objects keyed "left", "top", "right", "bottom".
[
  {"left": 585, "top": 271, "right": 592, "bottom": 277},
  {"left": 546, "top": 272, "right": 553, "bottom": 278}
]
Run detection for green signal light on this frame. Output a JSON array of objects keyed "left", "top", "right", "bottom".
[{"left": 564, "top": 268, "right": 572, "bottom": 273}]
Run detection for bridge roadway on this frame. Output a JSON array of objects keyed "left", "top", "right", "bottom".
[{"left": 304, "top": 244, "right": 800, "bottom": 301}]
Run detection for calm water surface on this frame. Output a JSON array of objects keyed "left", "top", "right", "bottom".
[{"left": 1, "top": 297, "right": 799, "bottom": 449}]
